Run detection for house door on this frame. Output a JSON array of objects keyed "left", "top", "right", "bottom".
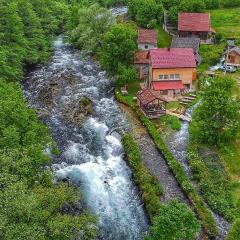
[{"left": 229, "top": 55, "right": 236, "bottom": 63}]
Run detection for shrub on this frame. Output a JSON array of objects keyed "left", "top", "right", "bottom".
[
  {"left": 122, "top": 134, "right": 163, "bottom": 220},
  {"left": 187, "top": 143, "right": 235, "bottom": 221},
  {"left": 145, "top": 199, "right": 200, "bottom": 240},
  {"left": 226, "top": 219, "right": 240, "bottom": 240},
  {"left": 116, "top": 65, "right": 138, "bottom": 87}
]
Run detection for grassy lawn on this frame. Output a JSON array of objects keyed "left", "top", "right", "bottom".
[
  {"left": 157, "top": 27, "right": 172, "bottom": 48},
  {"left": 117, "top": 80, "right": 141, "bottom": 106},
  {"left": 211, "top": 8, "right": 240, "bottom": 41},
  {"left": 198, "top": 8, "right": 240, "bottom": 71}
]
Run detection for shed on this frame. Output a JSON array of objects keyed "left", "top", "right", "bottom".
[{"left": 137, "top": 88, "right": 168, "bottom": 118}]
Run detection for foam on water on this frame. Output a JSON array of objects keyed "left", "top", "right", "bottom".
[{"left": 23, "top": 36, "right": 148, "bottom": 240}]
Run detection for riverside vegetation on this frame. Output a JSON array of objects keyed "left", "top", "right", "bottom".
[
  {"left": 2, "top": 0, "right": 240, "bottom": 239},
  {"left": 0, "top": 1, "right": 99, "bottom": 239}
]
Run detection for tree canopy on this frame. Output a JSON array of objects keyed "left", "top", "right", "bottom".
[
  {"left": 100, "top": 23, "right": 137, "bottom": 73},
  {"left": 191, "top": 76, "right": 240, "bottom": 146}
]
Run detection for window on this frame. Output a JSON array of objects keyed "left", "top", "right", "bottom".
[
  {"left": 160, "top": 90, "right": 168, "bottom": 95},
  {"left": 164, "top": 75, "right": 169, "bottom": 80},
  {"left": 175, "top": 74, "right": 180, "bottom": 80},
  {"left": 169, "top": 74, "right": 180, "bottom": 80},
  {"left": 159, "top": 75, "right": 168, "bottom": 80},
  {"left": 159, "top": 75, "right": 164, "bottom": 80}
]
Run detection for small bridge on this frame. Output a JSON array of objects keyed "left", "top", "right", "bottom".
[{"left": 166, "top": 110, "right": 192, "bottom": 122}]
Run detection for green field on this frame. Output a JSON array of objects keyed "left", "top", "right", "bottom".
[{"left": 211, "top": 8, "right": 240, "bottom": 41}]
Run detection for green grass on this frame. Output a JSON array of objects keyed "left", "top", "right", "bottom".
[
  {"left": 187, "top": 143, "right": 236, "bottom": 221},
  {"left": 211, "top": 8, "right": 240, "bottom": 41},
  {"left": 198, "top": 43, "right": 225, "bottom": 71},
  {"left": 157, "top": 27, "right": 172, "bottom": 48},
  {"left": 166, "top": 101, "right": 181, "bottom": 110},
  {"left": 117, "top": 80, "right": 141, "bottom": 106},
  {"left": 155, "top": 115, "right": 181, "bottom": 131}
]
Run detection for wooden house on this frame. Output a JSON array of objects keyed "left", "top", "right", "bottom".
[
  {"left": 178, "top": 13, "right": 215, "bottom": 44},
  {"left": 146, "top": 48, "right": 197, "bottom": 100},
  {"left": 226, "top": 47, "right": 240, "bottom": 67},
  {"left": 137, "top": 29, "right": 157, "bottom": 50}
]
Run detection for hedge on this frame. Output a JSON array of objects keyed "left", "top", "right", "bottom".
[
  {"left": 115, "top": 90, "right": 218, "bottom": 238},
  {"left": 122, "top": 134, "right": 163, "bottom": 221}
]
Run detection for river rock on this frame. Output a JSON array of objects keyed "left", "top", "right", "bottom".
[
  {"left": 60, "top": 201, "right": 84, "bottom": 215},
  {"left": 63, "top": 96, "right": 93, "bottom": 126}
]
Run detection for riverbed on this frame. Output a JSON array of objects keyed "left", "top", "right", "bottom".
[{"left": 22, "top": 36, "right": 148, "bottom": 240}]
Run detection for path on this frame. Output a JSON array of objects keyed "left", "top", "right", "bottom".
[{"left": 119, "top": 103, "right": 189, "bottom": 204}]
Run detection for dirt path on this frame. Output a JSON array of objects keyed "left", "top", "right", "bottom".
[{"left": 119, "top": 103, "right": 189, "bottom": 204}]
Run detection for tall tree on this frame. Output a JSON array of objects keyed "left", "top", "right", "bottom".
[
  {"left": 191, "top": 76, "right": 240, "bottom": 145},
  {"left": 17, "top": 0, "right": 50, "bottom": 64},
  {"left": 0, "top": 1, "right": 26, "bottom": 81},
  {"left": 70, "top": 3, "right": 114, "bottom": 54},
  {"left": 100, "top": 23, "right": 137, "bottom": 73}
]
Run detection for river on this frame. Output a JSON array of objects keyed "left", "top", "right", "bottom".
[
  {"left": 164, "top": 105, "right": 230, "bottom": 240},
  {"left": 22, "top": 36, "right": 148, "bottom": 240}
]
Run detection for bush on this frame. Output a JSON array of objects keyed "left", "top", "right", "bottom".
[
  {"left": 187, "top": 143, "right": 235, "bottom": 221},
  {"left": 226, "top": 219, "right": 240, "bottom": 240},
  {"left": 161, "top": 115, "right": 181, "bottom": 131},
  {"left": 122, "top": 134, "right": 163, "bottom": 220},
  {"left": 145, "top": 199, "right": 200, "bottom": 240},
  {"left": 116, "top": 65, "right": 138, "bottom": 87}
]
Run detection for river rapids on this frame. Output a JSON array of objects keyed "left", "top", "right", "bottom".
[{"left": 22, "top": 37, "right": 148, "bottom": 240}]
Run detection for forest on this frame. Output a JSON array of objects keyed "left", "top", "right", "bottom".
[{"left": 1, "top": 0, "right": 240, "bottom": 239}]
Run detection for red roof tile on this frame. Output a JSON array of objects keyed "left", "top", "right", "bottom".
[
  {"left": 152, "top": 81, "right": 184, "bottom": 90},
  {"left": 138, "top": 29, "right": 157, "bottom": 45},
  {"left": 149, "top": 48, "right": 196, "bottom": 69},
  {"left": 134, "top": 51, "right": 149, "bottom": 64},
  {"left": 178, "top": 13, "right": 211, "bottom": 32}
]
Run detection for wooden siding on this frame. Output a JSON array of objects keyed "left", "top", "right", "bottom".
[{"left": 227, "top": 52, "right": 240, "bottom": 65}]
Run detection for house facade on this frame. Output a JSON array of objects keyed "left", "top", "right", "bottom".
[
  {"left": 146, "top": 48, "right": 197, "bottom": 99},
  {"left": 137, "top": 29, "right": 157, "bottom": 50},
  {"left": 226, "top": 47, "right": 240, "bottom": 66},
  {"left": 178, "top": 13, "right": 215, "bottom": 43}
]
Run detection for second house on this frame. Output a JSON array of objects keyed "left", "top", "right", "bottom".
[{"left": 145, "top": 48, "right": 197, "bottom": 99}]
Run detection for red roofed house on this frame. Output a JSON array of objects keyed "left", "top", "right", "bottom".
[
  {"left": 178, "top": 13, "right": 215, "bottom": 43},
  {"left": 146, "top": 48, "right": 197, "bottom": 99},
  {"left": 137, "top": 29, "right": 158, "bottom": 50}
]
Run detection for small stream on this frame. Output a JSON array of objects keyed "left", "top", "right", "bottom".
[
  {"left": 164, "top": 105, "right": 230, "bottom": 239},
  {"left": 22, "top": 36, "right": 148, "bottom": 240}
]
